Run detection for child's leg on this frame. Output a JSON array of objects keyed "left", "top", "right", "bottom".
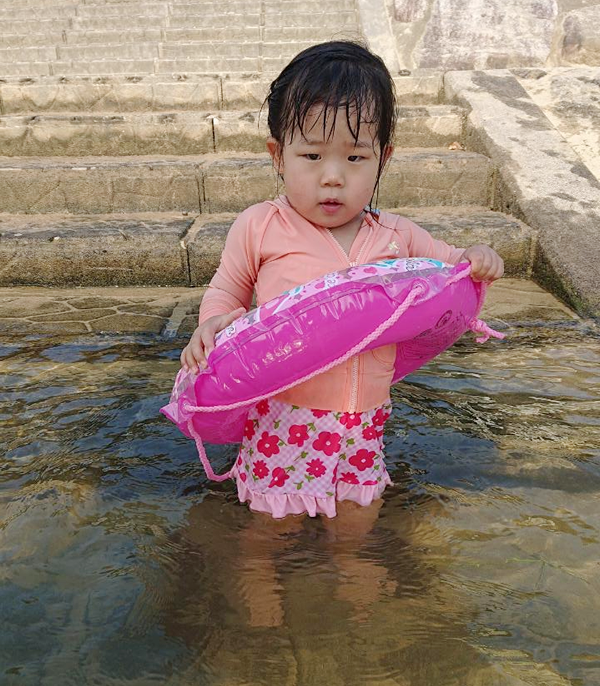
[
  {"left": 238, "top": 511, "right": 305, "bottom": 628},
  {"left": 323, "top": 498, "right": 397, "bottom": 618}
]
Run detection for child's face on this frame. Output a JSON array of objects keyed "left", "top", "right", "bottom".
[{"left": 267, "top": 106, "right": 392, "bottom": 232}]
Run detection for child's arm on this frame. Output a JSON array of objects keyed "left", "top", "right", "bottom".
[
  {"left": 181, "top": 207, "right": 267, "bottom": 373},
  {"left": 401, "top": 217, "right": 504, "bottom": 283}
]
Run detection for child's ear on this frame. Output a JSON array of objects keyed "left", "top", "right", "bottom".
[
  {"left": 382, "top": 144, "right": 394, "bottom": 166},
  {"left": 267, "top": 137, "right": 283, "bottom": 174}
]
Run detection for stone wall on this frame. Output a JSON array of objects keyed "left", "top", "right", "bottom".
[{"left": 387, "top": 0, "right": 600, "bottom": 70}]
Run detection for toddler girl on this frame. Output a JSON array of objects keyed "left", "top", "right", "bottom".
[{"left": 181, "top": 41, "right": 503, "bottom": 521}]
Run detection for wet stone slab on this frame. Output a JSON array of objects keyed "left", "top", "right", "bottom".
[
  {"left": 0, "top": 286, "right": 205, "bottom": 335},
  {"left": 0, "top": 213, "right": 194, "bottom": 287},
  {"left": 0, "top": 279, "right": 577, "bottom": 337}
]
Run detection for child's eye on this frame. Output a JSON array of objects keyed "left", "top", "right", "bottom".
[
  {"left": 304, "top": 153, "right": 320, "bottom": 161},
  {"left": 348, "top": 155, "right": 364, "bottom": 162}
]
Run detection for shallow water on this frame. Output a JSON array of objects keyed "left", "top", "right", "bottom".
[{"left": 1, "top": 324, "right": 599, "bottom": 686}]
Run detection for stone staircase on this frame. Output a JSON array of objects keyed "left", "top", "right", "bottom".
[{"left": 0, "top": 0, "right": 564, "bottom": 334}]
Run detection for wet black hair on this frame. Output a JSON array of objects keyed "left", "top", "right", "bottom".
[{"left": 264, "top": 40, "right": 397, "bottom": 202}]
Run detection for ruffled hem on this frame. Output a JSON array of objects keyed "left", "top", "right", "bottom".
[{"left": 233, "top": 468, "right": 392, "bottom": 519}]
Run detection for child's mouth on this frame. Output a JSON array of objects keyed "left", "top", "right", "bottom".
[{"left": 320, "top": 200, "right": 342, "bottom": 214}]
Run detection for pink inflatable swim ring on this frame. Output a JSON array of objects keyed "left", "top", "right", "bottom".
[{"left": 161, "top": 258, "right": 504, "bottom": 481}]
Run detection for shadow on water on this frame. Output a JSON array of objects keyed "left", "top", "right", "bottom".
[{"left": 0, "top": 326, "right": 599, "bottom": 685}]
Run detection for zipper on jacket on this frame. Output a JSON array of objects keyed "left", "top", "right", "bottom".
[{"left": 325, "top": 226, "right": 372, "bottom": 412}]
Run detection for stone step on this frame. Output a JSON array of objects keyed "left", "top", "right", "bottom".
[
  {"left": 0, "top": 18, "right": 72, "bottom": 34},
  {"left": 2, "top": 32, "right": 66, "bottom": 48},
  {"left": 74, "top": 2, "right": 170, "bottom": 16},
  {"left": 0, "top": 107, "right": 464, "bottom": 157},
  {"left": 0, "top": 46, "right": 58, "bottom": 62},
  {"left": 154, "top": 58, "right": 262, "bottom": 74},
  {"left": 8, "top": 57, "right": 263, "bottom": 76},
  {"left": 262, "top": 41, "right": 325, "bottom": 58},
  {"left": 71, "top": 15, "right": 169, "bottom": 29},
  {"left": 2, "top": 26, "right": 352, "bottom": 49},
  {"left": 0, "top": 0, "right": 74, "bottom": 6},
  {"left": 0, "top": 150, "right": 492, "bottom": 215},
  {"left": 0, "top": 62, "right": 54, "bottom": 77},
  {"left": 0, "top": 207, "right": 532, "bottom": 289},
  {"left": 263, "top": 11, "right": 357, "bottom": 26},
  {"left": 56, "top": 43, "right": 159, "bottom": 61},
  {"left": 0, "top": 4, "right": 76, "bottom": 19},
  {"left": 62, "top": 27, "right": 258, "bottom": 44},
  {"left": 161, "top": 13, "right": 262, "bottom": 28},
  {"left": 160, "top": 43, "right": 261, "bottom": 59},
  {"left": 0, "top": 278, "right": 577, "bottom": 336},
  {"left": 0, "top": 73, "right": 443, "bottom": 114},
  {"left": 262, "top": 26, "right": 360, "bottom": 41}
]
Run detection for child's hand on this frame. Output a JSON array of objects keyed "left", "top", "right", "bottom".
[
  {"left": 460, "top": 245, "right": 504, "bottom": 283},
  {"left": 180, "top": 307, "right": 246, "bottom": 373}
]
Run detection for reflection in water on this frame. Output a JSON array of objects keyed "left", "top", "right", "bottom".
[{"left": 0, "top": 326, "right": 599, "bottom": 685}]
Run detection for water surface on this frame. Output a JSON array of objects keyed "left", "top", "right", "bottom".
[{"left": 1, "top": 324, "right": 599, "bottom": 685}]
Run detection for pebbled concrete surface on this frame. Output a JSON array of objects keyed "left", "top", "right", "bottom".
[
  {"left": 515, "top": 67, "right": 600, "bottom": 182},
  {"left": 445, "top": 69, "right": 600, "bottom": 317}
]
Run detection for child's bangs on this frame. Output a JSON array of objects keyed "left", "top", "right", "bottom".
[{"left": 281, "top": 63, "right": 384, "bottom": 147}]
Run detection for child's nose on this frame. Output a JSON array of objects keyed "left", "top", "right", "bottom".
[{"left": 320, "top": 162, "right": 343, "bottom": 186}]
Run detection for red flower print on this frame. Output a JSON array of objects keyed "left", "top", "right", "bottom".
[
  {"left": 372, "top": 407, "right": 391, "bottom": 427},
  {"left": 339, "top": 412, "right": 362, "bottom": 429},
  {"left": 256, "top": 399, "right": 270, "bottom": 416},
  {"left": 257, "top": 431, "right": 280, "bottom": 458},
  {"left": 306, "top": 458, "right": 326, "bottom": 478},
  {"left": 349, "top": 449, "right": 376, "bottom": 471},
  {"left": 312, "top": 409, "right": 329, "bottom": 418},
  {"left": 236, "top": 455, "right": 243, "bottom": 466},
  {"left": 288, "top": 424, "right": 309, "bottom": 446},
  {"left": 363, "top": 480, "right": 378, "bottom": 486},
  {"left": 332, "top": 463, "right": 338, "bottom": 484},
  {"left": 253, "top": 460, "right": 269, "bottom": 479},
  {"left": 313, "top": 431, "right": 341, "bottom": 456},
  {"left": 268, "top": 466, "right": 290, "bottom": 489},
  {"left": 339, "top": 472, "right": 359, "bottom": 485},
  {"left": 362, "top": 424, "right": 383, "bottom": 440},
  {"left": 244, "top": 419, "right": 255, "bottom": 440},
  {"left": 240, "top": 473, "right": 247, "bottom": 482}
]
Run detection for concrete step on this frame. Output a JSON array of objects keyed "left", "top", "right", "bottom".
[
  {"left": 0, "top": 150, "right": 492, "bottom": 214},
  {"left": 263, "top": 1, "right": 352, "bottom": 12},
  {"left": 0, "top": 107, "right": 464, "bottom": 157},
  {"left": 165, "top": 14, "right": 261, "bottom": 28},
  {"left": 0, "top": 62, "right": 54, "bottom": 77},
  {"left": 56, "top": 43, "right": 159, "bottom": 61},
  {"left": 61, "top": 27, "right": 259, "bottom": 45},
  {"left": 0, "top": 46, "right": 58, "bottom": 62},
  {"left": 2, "top": 32, "right": 66, "bottom": 48},
  {"left": 0, "top": 18, "right": 72, "bottom": 34},
  {"left": 262, "top": 41, "right": 324, "bottom": 58},
  {"left": 0, "top": 278, "right": 577, "bottom": 336},
  {"left": 155, "top": 58, "right": 261, "bottom": 74},
  {"left": 0, "top": 73, "right": 443, "bottom": 114},
  {"left": 262, "top": 26, "right": 362, "bottom": 41},
  {"left": 0, "top": 4, "right": 76, "bottom": 19},
  {"left": 71, "top": 15, "right": 169, "bottom": 29},
  {"left": 264, "top": 11, "right": 357, "bottom": 26},
  {"left": 75, "top": 2, "right": 169, "bottom": 16},
  {"left": 0, "top": 206, "right": 531, "bottom": 289},
  {"left": 160, "top": 43, "right": 261, "bottom": 59}
]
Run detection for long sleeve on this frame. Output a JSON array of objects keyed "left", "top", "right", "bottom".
[{"left": 198, "top": 203, "right": 275, "bottom": 325}]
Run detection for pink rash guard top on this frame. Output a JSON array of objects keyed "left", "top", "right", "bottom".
[{"left": 198, "top": 196, "right": 466, "bottom": 413}]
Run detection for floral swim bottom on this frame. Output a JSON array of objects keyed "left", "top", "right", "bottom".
[{"left": 232, "top": 397, "right": 393, "bottom": 519}]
